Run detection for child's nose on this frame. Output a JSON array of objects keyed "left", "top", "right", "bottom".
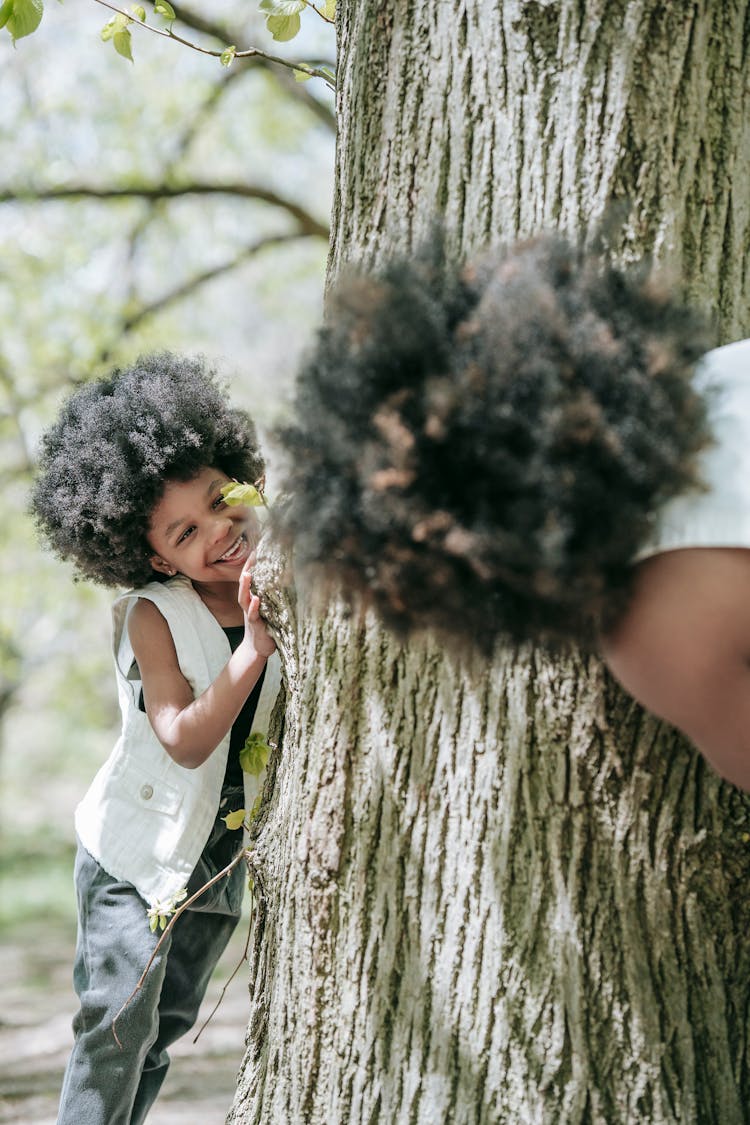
[{"left": 209, "top": 515, "right": 233, "bottom": 543}]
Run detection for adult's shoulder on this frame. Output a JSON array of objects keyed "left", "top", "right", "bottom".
[
  {"left": 694, "top": 336, "right": 750, "bottom": 394},
  {"left": 603, "top": 548, "right": 750, "bottom": 730},
  {"left": 602, "top": 546, "right": 750, "bottom": 788}
]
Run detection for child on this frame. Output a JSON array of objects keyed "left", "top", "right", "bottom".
[
  {"left": 277, "top": 233, "right": 750, "bottom": 792},
  {"left": 31, "top": 353, "right": 282, "bottom": 1125}
]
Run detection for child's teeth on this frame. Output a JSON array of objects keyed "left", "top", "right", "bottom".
[{"left": 221, "top": 535, "right": 244, "bottom": 561}]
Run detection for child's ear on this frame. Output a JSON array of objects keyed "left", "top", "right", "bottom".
[{"left": 149, "top": 555, "right": 177, "bottom": 577}]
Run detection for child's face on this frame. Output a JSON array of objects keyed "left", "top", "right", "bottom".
[{"left": 146, "top": 467, "right": 260, "bottom": 585}]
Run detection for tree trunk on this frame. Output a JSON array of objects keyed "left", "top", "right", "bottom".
[{"left": 230, "top": 3, "right": 750, "bottom": 1122}]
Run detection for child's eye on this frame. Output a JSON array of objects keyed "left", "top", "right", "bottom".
[
  {"left": 178, "top": 526, "right": 195, "bottom": 544},
  {"left": 212, "top": 496, "right": 226, "bottom": 510}
]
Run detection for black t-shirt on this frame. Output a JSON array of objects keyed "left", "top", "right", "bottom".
[{"left": 222, "top": 625, "right": 265, "bottom": 788}]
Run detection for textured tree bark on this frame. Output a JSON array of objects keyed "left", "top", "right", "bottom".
[
  {"left": 330, "top": 0, "right": 749, "bottom": 339},
  {"left": 230, "top": 3, "right": 750, "bottom": 1122}
]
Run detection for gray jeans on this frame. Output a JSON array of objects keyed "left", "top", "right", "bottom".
[{"left": 57, "top": 832, "right": 244, "bottom": 1125}]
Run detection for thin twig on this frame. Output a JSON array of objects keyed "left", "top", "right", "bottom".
[
  {"left": 193, "top": 885, "right": 255, "bottom": 1044},
  {"left": 135, "top": 3, "right": 337, "bottom": 133},
  {"left": 301, "top": 0, "right": 335, "bottom": 25},
  {"left": 119, "top": 70, "right": 246, "bottom": 307},
  {"left": 95, "top": 230, "right": 321, "bottom": 366},
  {"left": 112, "top": 847, "right": 249, "bottom": 1048},
  {"left": 0, "top": 361, "right": 34, "bottom": 473},
  {"left": 93, "top": 0, "right": 336, "bottom": 90},
  {"left": 122, "top": 232, "right": 319, "bottom": 330},
  {"left": 97, "top": 231, "right": 318, "bottom": 366}
]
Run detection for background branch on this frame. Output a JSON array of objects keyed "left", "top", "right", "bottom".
[
  {"left": 0, "top": 183, "right": 329, "bottom": 238},
  {"left": 96, "top": 230, "right": 325, "bottom": 366},
  {"left": 172, "top": 3, "right": 337, "bottom": 133}
]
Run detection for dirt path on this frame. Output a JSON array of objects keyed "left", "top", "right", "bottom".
[{"left": 0, "top": 918, "right": 253, "bottom": 1124}]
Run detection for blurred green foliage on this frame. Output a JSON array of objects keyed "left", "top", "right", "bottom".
[{"left": 0, "top": 0, "right": 334, "bottom": 937}]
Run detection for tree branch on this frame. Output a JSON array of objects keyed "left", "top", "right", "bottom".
[
  {"left": 119, "top": 67, "right": 265, "bottom": 305},
  {"left": 127, "top": 231, "right": 320, "bottom": 328},
  {"left": 96, "top": 230, "right": 324, "bottom": 366},
  {"left": 170, "top": 64, "right": 248, "bottom": 163},
  {"left": 0, "top": 361, "right": 34, "bottom": 474},
  {"left": 177, "top": 1, "right": 334, "bottom": 38},
  {"left": 0, "top": 183, "right": 330, "bottom": 238},
  {"left": 156, "top": 4, "right": 337, "bottom": 133},
  {"left": 94, "top": 0, "right": 336, "bottom": 91},
  {"left": 243, "top": 53, "right": 337, "bottom": 134}
]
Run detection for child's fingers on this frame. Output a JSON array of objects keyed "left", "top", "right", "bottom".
[
  {"left": 244, "top": 593, "right": 261, "bottom": 620},
  {"left": 237, "top": 569, "right": 253, "bottom": 613}
]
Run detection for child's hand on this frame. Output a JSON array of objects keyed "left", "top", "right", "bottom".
[{"left": 239, "top": 560, "right": 276, "bottom": 658}]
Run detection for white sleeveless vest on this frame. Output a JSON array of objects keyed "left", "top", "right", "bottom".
[{"left": 75, "top": 575, "right": 282, "bottom": 907}]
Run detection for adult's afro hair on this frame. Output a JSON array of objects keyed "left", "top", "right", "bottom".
[
  {"left": 32, "top": 352, "right": 264, "bottom": 589},
  {"left": 278, "top": 234, "right": 713, "bottom": 649}
]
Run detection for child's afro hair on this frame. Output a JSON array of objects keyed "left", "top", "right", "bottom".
[
  {"left": 278, "top": 233, "right": 714, "bottom": 649},
  {"left": 32, "top": 352, "right": 264, "bottom": 589}
]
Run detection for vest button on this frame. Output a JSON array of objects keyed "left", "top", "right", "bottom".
[{"left": 140, "top": 784, "right": 154, "bottom": 801}]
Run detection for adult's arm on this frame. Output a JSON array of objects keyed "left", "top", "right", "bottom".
[{"left": 602, "top": 547, "right": 750, "bottom": 791}]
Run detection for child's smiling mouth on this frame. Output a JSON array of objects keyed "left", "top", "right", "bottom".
[{"left": 214, "top": 532, "right": 249, "bottom": 565}]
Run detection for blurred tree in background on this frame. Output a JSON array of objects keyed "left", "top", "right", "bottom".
[{"left": 0, "top": 0, "right": 334, "bottom": 934}]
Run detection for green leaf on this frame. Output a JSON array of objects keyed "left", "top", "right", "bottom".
[
  {"left": 113, "top": 26, "right": 134, "bottom": 61},
  {"left": 220, "top": 44, "right": 236, "bottom": 67},
  {"left": 101, "top": 12, "right": 129, "bottom": 41},
  {"left": 224, "top": 807, "right": 246, "bottom": 831},
  {"left": 0, "top": 1, "right": 14, "bottom": 32},
  {"left": 323, "top": 0, "right": 335, "bottom": 18},
  {"left": 239, "top": 731, "right": 271, "bottom": 777},
  {"left": 259, "top": 0, "right": 305, "bottom": 13},
  {"left": 294, "top": 67, "right": 312, "bottom": 82},
  {"left": 264, "top": 11, "right": 301, "bottom": 41},
  {"left": 220, "top": 480, "right": 264, "bottom": 507},
  {"left": 131, "top": 4, "right": 146, "bottom": 19},
  {"left": 145, "top": 888, "right": 186, "bottom": 933},
  {"left": 154, "top": 0, "right": 175, "bottom": 19},
  {"left": 6, "top": 0, "right": 43, "bottom": 39}
]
